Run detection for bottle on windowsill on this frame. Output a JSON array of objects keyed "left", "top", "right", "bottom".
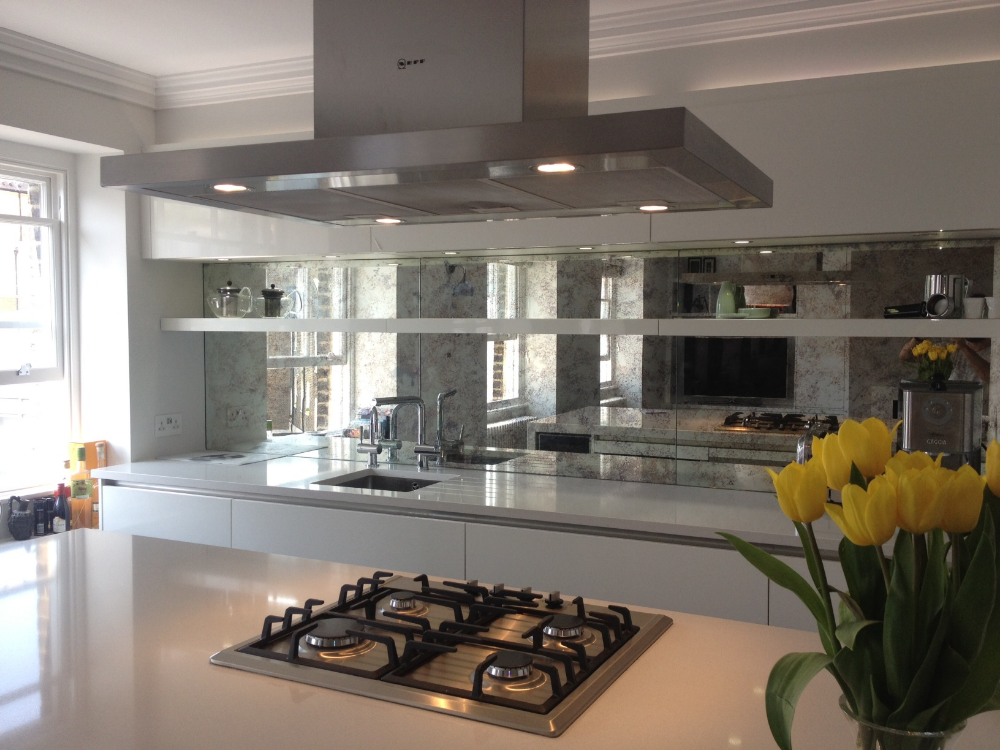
[
  {"left": 70, "top": 446, "right": 94, "bottom": 531},
  {"left": 52, "top": 482, "right": 68, "bottom": 533}
]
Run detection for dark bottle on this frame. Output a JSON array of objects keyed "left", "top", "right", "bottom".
[
  {"left": 52, "top": 488, "right": 68, "bottom": 533},
  {"left": 34, "top": 499, "right": 48, "bottom": 536},
  {"left": 45, "top": 497, "right": 55, "bottom": 534}
]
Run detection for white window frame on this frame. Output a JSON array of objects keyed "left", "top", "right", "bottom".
[
  {"left": 0, "top": 161, "right": 69, "bottom": 387},
  {"left": 599, "top": 273, "right": 615, "bottom": 388},
  {"left": 486, "top": 261, "right": 526, "bottom": 411}
]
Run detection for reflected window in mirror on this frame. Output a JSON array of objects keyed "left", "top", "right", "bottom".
[{"left": 486, "top": 262, "right": 524, "bottom": 408}]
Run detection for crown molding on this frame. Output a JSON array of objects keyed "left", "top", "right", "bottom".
[
  {"left": 155, "top": 57, "right": 313, "bottom": 109},
  {"left": 0, "top": 26, "right": 155, "bottom": 108},
  {"left": 590, "top": 0, "right": 1000, "bottom": 57}
]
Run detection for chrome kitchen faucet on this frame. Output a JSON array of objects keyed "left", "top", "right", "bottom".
[
  {"left": 373, "top": 396, "right": 438, "bottom": 470},
  {"left": 435, "top": 389, "right": 465, "bottom": 466}
]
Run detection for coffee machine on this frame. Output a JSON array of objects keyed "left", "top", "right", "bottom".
[{"left": 897, "top": 380, "right": 983, "bottom": 470}]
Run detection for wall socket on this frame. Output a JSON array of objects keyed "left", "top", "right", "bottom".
[
  {"left": 155, "top": 413, "right": 182, "bottom": 437},
  {"left": 227, "top": 407, "right": 249, "bottom": 428}
]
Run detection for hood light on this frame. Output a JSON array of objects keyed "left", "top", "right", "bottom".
[
  {"left": 734, "top": 240, "right": 751, "bottom": 244},
  {"left": 639, "top": 205, "right": 668, "bottom": 212},
  {"left": 376, "top": 217, "right": 402, "bottom": 224},
  {"left": 759, "top": 249, "right": 773, "bottom": 254},
  {"left": 579, "top": 246, "right": 593, "bottom": 250},
  {"left": 536, "top": 163, "right": 575, "bottom": 173},
  {"left": 213, "top": 184, "right": 248, "bottom": 192}
]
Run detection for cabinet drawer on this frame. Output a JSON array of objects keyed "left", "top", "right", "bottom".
[
  {"left": 102, "top": 485, "right": 231, "bottom": 547},
  {"left": 232, "top": 499, "right": 466, "bottom": 579}
]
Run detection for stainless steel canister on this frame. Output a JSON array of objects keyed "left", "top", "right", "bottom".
[
  {"left": 924, "top": 275, "right": 971, "bottom": 319},
  {"left": 897, "top": 379, "right": 982, "bottom": 470}
]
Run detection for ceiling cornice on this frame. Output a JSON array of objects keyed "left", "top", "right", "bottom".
[
  {"left": 590, "top": 0, "right": 1000, "bottom": 57},
  {"left": 0, "top": 26, "right": 155, "bottom": 108},
  {"left": 155, "top": 57, "right": 313, "bottom": 109},
  {"left": 3, "top": 1, "right": 997, "bottom": 111}
]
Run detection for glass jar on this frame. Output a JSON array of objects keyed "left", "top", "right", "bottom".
[{"left": 840, "top": 695, "right": 966, "bottom": 750}]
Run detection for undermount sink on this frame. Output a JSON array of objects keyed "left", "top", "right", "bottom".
[
  {"left": 442, "top": 452, "right": 519, "bottom": 466},
  {"left": 312, "top": 470, "right": 445, "bottom": 492}
]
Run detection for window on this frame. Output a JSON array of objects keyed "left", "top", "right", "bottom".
[
  {"left": 0, "top": 163, "right": 69, "bottom": 493},
  {"left": 486, "top": 262, "right": 521, "bottom": 405},
  {"left": 600, "top": 273, "right": 615, "bottom": 385},
  {"left": 266, "top": 265, "right": 351, "bottom": 433}
]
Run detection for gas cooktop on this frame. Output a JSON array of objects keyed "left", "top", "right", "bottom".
[
  {"left": 211, "top": 571, "right": 672, "bottom": 736},
  {"left": 717, "top": 412, "right": 840, "bottom": 434}
]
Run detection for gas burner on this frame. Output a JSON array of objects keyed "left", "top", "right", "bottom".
[
  {"left": 543, "top": 614, "right": 584, "bottom": 639},
  {"left": 388, "top": 591, "right": 417, "bottom": 611},
  {"left": 304, "top": 618, "right": 362, "bottom": 649},
  {"left": 718, "top": 411, "right": 839, "bottom": 434},
  {"left": 486, "top": 651, "right": 534, "bottom": 680}
]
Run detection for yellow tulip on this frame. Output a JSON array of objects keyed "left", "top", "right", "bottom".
[
  {"left": 766, "top": 458, "right": 828, "bottom": 524},
  {"left": 827, "top": 476, "right": 898, "bottom": 546},
  {"left": 946, "top": 343, "right": 958, "bottom": 354},
  {"left": 897, "top": 465, "right": 951, "bottom": 534},
  {"left": 940, "top": 465, "right": 987, "bottom": 534},
  {"left": 987, "top": 440, "right": 1000, "bottom": 497},
  {"left": 928, "top": 350, "right": 939, "bottom": 361},
  {"left": 814, "top": 418, "right": 900, "bottom": 490},
  {"left": 885, "top": 450, "right": 940, "bottom": 491}
]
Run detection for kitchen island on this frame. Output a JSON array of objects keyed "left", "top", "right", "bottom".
[
  {"left": 94, "top": 454, "right": 847, "bottom": 626},
  {"left": 4, "top": 530, "right": 996, "bottom": 749}
]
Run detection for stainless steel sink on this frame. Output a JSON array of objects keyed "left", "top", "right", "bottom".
[{"left": 312, "top": 470, "right": 447, "bottom": 492}]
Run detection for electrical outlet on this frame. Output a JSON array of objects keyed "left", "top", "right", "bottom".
[
  {"left": 155, "top": 413, "right": 182, "bottom": 437},
  {"left": 227, "top": 407, "right": 249, "bottom": 428}
]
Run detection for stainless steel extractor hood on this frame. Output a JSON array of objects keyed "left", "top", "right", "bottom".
[{"left": 101, "top": 1, "right": 772, "bottom": 226}]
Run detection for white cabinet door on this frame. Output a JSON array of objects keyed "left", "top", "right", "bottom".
[
  {"left": 101, "top": 485, "right": 232, "bottom": 547},
  {"left": 769, "top": 555, "right": 848, "bottom": 631},
  {"left": 465, "top": 524, "right": 768, "bottom": 624},
  {"left": 231, "top": 499, "right": 466, "bottom": 579}
]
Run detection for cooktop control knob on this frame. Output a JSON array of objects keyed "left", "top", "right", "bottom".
[{"left": 545, "top": 590, "right": 564, "bottom": 609}]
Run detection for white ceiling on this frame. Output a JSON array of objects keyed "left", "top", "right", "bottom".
[{"left": 3, "top": 0, "right": 997, "bottom": 77}]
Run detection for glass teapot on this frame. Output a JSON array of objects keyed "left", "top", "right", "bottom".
[
  {"left": 207, "top": 281, "right": 253, "bottom": 318},
  {"left": 254, "top": 285, "right": 304, "bottom": 318}
]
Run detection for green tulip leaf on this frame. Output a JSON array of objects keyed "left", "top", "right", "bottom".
[
  {"left": 849, "top": 462, "right": 868, "bottom": 490},
  {"left": 839, "top": 538, "right": 887, "bottom": 621},
  {"left": 946, "top": 509, "right": 995, "bottom": 665},
  {"left": 834, "top": 624, "right": 885, "bottom": 720},
  {"left": 719, "top": 533, "right": 836, "bottom": 654},
  {"left": 766, "top": 652, "right": 833, "bottom": 750},
  {"left": 945, "top": 502, "right": 1000, "bottom": 724},
  {"left": 884, "top": 532, "right": 918, "bottom": 705},
  {"left": 835, "top": 619, "right": 879, "bottom": 650},
  {"left": 834, "top": 588, "right": 865, "bottom": 623},
  {"left": 889, "top": 604, "right": 953, "bottom": 730},
  {"left": 916, "top": 530, "right": 949, "bottom": 655}
]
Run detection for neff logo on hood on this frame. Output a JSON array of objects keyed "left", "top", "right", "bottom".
[{"left": 397, "top": 58, "right": 426, "bottom": 69}]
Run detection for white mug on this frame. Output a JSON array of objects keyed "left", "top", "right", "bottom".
[
  {"left": 985, "top": 296, "right": 1000, "bottom": 319},
  {"left": 964, "top": 297, "right": 986, "bottom": 319}
]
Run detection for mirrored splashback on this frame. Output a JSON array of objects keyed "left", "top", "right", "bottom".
[{"left": 203, "top": 240, "right": 996, "bottom": 492}]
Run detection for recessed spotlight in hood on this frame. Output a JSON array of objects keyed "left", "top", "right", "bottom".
[
  {"left": 100, "top": 1, "right": 772, "bottom": 227},
  {"left": 375, "top": 218, "right": 402, "bottom": 225},
  {"left": 639, "top": 205, "right": 669, "bottom": 212},
  {"left": 536, "top": 163, "right": 576, "bottom": 173}
]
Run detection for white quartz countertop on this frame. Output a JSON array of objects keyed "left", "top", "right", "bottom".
[
  {"left": 94, "top": 454, "right": 844, "bottom": 552},
  {"left": 2, "top": 531, "right": 996, "bottom": 749}
]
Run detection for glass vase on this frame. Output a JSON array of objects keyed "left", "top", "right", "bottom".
[{"left": 840, "top": 696, "right": 966, "bottom": 750}]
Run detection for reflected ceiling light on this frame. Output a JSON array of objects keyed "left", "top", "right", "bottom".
[
  {"left": 639, "top": 204, "right": 668, "bottom": 212},
  {"left": 387, "top": 262, "right": 400, "bottom": 266},
  {"left": 325, "top": 255, "right": 339, "bottom": 258},
  {"left": 734, "top": 240, "right": 751, "bottom": 244},
  {"left": 444, "top": 251, "right": 458, "bottom": 255},
  {"left": 213, "top": 184, "right": 247, "bottom": 192},
  {"left": 536, "top": 162, "right": 575, "bottom": 173},
  {"left": 216, "top": 257, "right": 230, "bottom": 261},
  {"left": 376, "top": 217, "right": 402, "bottom": 224},
  {"left": 579, "top": 246, "right": 593, "bottom": 250},
  {"left": 759, "top": 249, "right": 773, "bottom": 254}
]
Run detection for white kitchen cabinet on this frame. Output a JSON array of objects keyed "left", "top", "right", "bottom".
[
  {"left": 768, "top": 555, "right": 848, "bottom": 631},
  {"left": 101, "top": 485, "right": 232, "bottom": 547},
  {"left": 231, "top": 499, "right": 466, "bottom": 579},
  {"left": 465, "top": 523, "right": 768, "bottom": 624}
]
